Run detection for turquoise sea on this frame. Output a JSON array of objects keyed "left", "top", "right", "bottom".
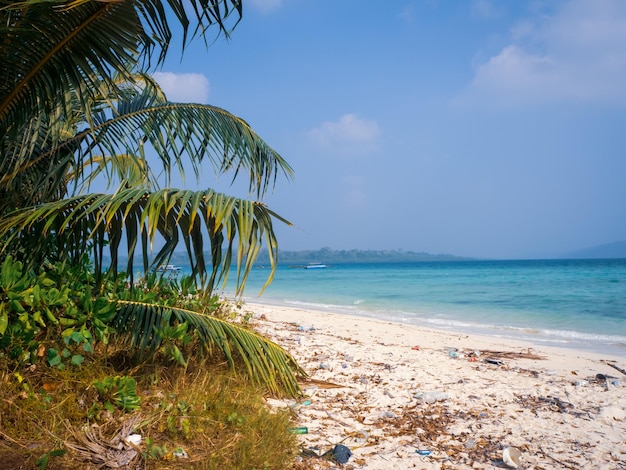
[{"left": 222, "top": 259, "right": 626, "bottom": 357}]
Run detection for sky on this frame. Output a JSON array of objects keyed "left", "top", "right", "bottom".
[{"left": 152, "top": 0, "right": 626, "bottom": 259}]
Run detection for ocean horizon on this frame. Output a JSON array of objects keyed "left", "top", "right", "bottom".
[{"left": 212, "top": 258, "right": 626, "bottom": 357}]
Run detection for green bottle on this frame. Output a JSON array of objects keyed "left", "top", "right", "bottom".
[{"left": 289, "top": 427, "right": 308, "bottom": 434}]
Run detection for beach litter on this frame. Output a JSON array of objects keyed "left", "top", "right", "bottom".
[
  {"left": 321, "top": 444, "right": 352, "bottom": 464},
  {"left": 414, "top": 391, "right": 449, "bottom": 403},
  {"left": 301, "top": 444, "right": 353, "bottom": 465},
  {"left": 502, "top": 446, "right": 522, "bottom": 468},
  {"left": 290, "top": 426, "right": 309, "bottom": 435}
]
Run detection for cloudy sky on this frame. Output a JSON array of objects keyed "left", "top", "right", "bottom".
[{"left": 154, "top": 0, "right": 626, "bottom": 259}]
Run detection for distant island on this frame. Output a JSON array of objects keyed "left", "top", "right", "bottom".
[
  {"left": 106, "top": 241, "right": 626, "bottom": 270},
  {"left": 250, "top": 248, "right": 471, "bottom": 265},
  {"left": 563, "top": 240, "right": 626, "bottom": 259}
]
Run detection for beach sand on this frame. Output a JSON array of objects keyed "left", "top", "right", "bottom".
[{"left": 245, "top": 302, "right": 626, "bottom": 469}]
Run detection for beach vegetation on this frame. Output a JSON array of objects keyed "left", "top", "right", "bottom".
[{"left": 0, "top": 0, "right": 306, "bottom": 467}]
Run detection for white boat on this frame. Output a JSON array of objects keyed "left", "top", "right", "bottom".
[
  {"left": 305, "top": 263, "right": 327, "bottom": 269},
  {"left": 156, "top": 264, "right": 182, "bottom": 272}
]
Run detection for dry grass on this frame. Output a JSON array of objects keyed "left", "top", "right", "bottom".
[{"left": 0, "top": 350, "right": 304, "bottom": 469}]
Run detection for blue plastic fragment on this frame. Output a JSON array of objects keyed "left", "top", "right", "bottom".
[
  {"left": 322, "top": 444, "right": 352, "bottom": 464},
  {"left": 416, "top": 449, "right": 432, "bottom": 456}
]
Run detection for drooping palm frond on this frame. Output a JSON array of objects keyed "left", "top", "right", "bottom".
[
  {"left": 2, "top": 76, "right": 292, "bottom": 210},
  {"left": 0, "top": 188, "right": 290, "bottom": 293},
  {"left": 0, "top": 0, "right": 242, "bottom": 160},
  {"left": 112, "top": 299, "right": 305, "bottom": 397},
  {"left": 68, "top": 82, "right": 294, "bottom": 198}
]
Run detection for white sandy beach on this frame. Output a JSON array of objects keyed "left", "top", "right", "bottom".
[{"left": 246, "top": 302, "right": 626, "bottom": 469}]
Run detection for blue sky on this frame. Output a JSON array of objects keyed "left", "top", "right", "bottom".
[{"left": 153, "top": 0, "right": 626, "bottom": 259}]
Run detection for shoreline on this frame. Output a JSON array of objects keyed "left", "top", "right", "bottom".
[
  {"left": 245, "top": 301, "right": 626, "bottom": 469},
  {"left": 240, "top": 295, "right": 626, "bottom": 358}
]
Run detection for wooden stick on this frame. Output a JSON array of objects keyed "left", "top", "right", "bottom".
[{"left": 602, "top": 361, "right": 626, "bottom": 376}]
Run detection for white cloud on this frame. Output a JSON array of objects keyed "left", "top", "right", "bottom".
[
  {"left": 308, "top": 114, "right": 380, "bottom": 155},
  {"left": 152, "top": 72, "right": 210, "bottom": 103},
  {"left": 462, "top": 0, "right": 626, "bottom": 107}
]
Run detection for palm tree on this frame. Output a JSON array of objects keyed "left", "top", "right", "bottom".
[{"left": 0, "top": 0, "right": 305, "bottom": 395}]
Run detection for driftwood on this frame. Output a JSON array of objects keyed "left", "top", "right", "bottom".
[
  {"left": 298, "top": 377, "right": 343, "bottom": 389},
  {"left": 469, "top": 349, "right": 547, "bottom": 361},
  {"left": 602, "top": 360, "right": 626, "bottom": 376}
]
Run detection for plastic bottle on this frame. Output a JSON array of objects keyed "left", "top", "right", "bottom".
[{"left": 289, "top": 427, "right": 308, "bottom": 434}]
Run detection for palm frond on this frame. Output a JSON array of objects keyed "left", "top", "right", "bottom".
[
  {"left": 2, "top": 78, "right": 292, "bottom": 202},
  {"left": 113, "top": 299, "right": 305, "bottom": 396},
  {"left": 74, "top": 91, "right": 294, "bottom": 197},
  {"left": 0, "top": 188, "right": 291, "bottom": 293},
  {"left": 0, "top": 0, "right": 242, "bottom": 159}
]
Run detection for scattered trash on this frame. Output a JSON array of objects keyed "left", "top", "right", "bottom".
[
  {"left": 354, "top": 429, "right": 369, "bottom": 444},
  {"left": 502, "top": 446, "right": 522, "bottom": 468},
  {"left": 302, "top": 445, "right": 353, "bottom": 464},
  {"left": 379, "top": 411, "right": 397, "bottom": 419},
  {"left": 383, "top": 389, "right": 395, "bottom": 398},
  {"left": 411, "top": 345, "right": 420, "bottom": 350},
  {"left": 298, "top": 325, "right": 315, "bottom": 332},
  {"left": 173, "top": 448, "right": 188, "bottom": 459},
  {"left": 290, "top": 399, "right": 312, "bottom": 409},
  {"left": 318, "top": 363, "right": 330, "bottom": 369},
  {"left": 596, "top": 373, "right": 617, "bottom": 381},
  {"left": 124, "top": 434, "right": 141, "bottom": 446},
  {"left": 290, "top": 427, "right": 309, "bottom": 434},
  {"left": 415, "top": 449, "right": 432, "bottom": 456},
  {"left": 415, "top": 391, "right": 449, "bottom": 403},
  {"left": 321, "top": 444, "right": 352, "bottom": 464},
  {"left": 448, "top": 348, "right": 458, "bottom": 358},
  {"left": 484, "top": 358, "right": 504, "bottom": 366}
]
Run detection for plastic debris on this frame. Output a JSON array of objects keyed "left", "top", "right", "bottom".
[
  {"left": 321, "top": 444, "right": 352, "bottom": 464},
  {"left": 124, "top": 434, "right": 141, "bottom": 446},
  {"left": 289, "top": 427, "right": 309, "bottom": 434},
  {"left": 484, "top": 358, "right": 504, "bottom": 365},
  {"left": 416, "top": 449, "right": 432, "bottom": 456},
  {"left": 173, "top": 448, "right": 188, "bottom": 459},
  {"left": 415, "top": 391, "right": 449, "bottom": 403},
  {"left": 502, "top": 446, "right": 522, "bottom": 468}
]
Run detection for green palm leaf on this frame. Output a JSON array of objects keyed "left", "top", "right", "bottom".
[
  {"left": 1, "top": 0, "right": 242, "bottom": 164},
  {"left": 113, "top": 299, "right": 305, "bottom": 397},
  {"left": 0, "top": 188, "right": 291, "bottom": 293}
]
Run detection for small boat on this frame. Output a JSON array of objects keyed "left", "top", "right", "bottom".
[
  {"left": 287, "top": 262, "right": 329, "bottom": 269},
  {"left": 156, "top": 264, "right": 182, "bottom": 273},
  {"left": 305, "top": 263, "right": 327, "bottom": 269}
]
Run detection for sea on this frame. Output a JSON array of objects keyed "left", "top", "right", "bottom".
[{"left": 216, "top": 259, "right": 626, "bottom": 357}]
